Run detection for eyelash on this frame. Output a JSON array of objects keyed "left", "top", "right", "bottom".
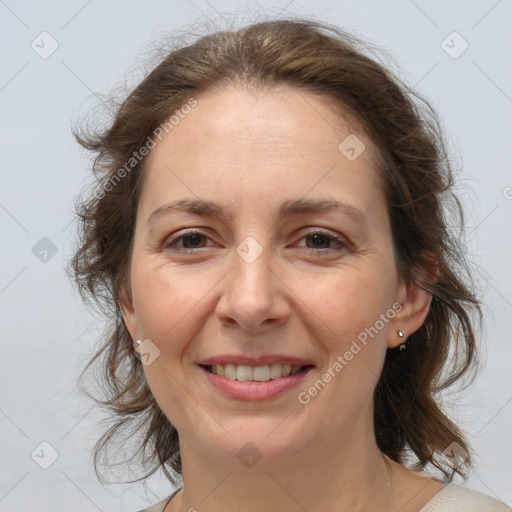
[{"left": 163, "top": 229, "right": 350, "bottom": 254}]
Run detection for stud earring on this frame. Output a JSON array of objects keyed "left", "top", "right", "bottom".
[
  {"left": 397, "top": 330, "right": 408, "bottom": 351},
  {"left": 133, "top": 339, "right": 142, "bottom": 360}
]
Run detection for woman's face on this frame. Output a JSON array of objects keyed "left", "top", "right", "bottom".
[{"left": 121, "top": 84, "right": 425, "bottom": 467}]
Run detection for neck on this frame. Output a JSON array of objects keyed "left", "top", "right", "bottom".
[{"left": 174, "top": 416, "right": 396, "bottom": 512}]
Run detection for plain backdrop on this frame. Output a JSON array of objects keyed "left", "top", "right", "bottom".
[{"left": 0, "top": 0, "right": 511, "bottom": 510}]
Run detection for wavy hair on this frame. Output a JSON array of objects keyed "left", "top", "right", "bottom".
[{"left": 68, "top": 16, "right": 483, "bottom": 485}]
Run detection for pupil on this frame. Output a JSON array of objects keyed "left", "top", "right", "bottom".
[
  {"left": 309, "top": 234, "right": 328, "bottom": 248},
  {"left": 184, "top": 234, "right": 203, "bottom": 248}
]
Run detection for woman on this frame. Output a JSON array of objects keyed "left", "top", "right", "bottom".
[{"left": 68, "top": 17, "right": 511, "bottom": 512}]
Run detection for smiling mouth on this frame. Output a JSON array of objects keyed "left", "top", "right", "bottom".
[{"left": 200, "top": 363, "right": 313, "bottom": 381}]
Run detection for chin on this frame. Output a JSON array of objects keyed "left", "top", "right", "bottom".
[{"left": 189, "top": 415, "right": 317, "bottom": 469}]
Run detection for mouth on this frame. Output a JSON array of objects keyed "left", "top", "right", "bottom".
[
  {"left": 200, "top": 363, "right": 313, "bottom": 381},
  {"left": 197, "top": 363, "right": 315, "bottom": 400}
]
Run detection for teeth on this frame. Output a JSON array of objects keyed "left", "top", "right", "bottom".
[
  {"left": 236, "top": 365, "right": 253, "bottom": 381},
  {"left": 208, "top": 363, "right": 304, "bottom": 381},
  {"left": 224, "top": 364, "right": 237, "bottom": 380},
  {"left": 253, "top": 365, "right": 271, "bottom": 381}
]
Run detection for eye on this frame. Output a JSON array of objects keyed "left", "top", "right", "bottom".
[
  {"left": 295, "top": 230, "right": 349, "bottom": 253},
  {"left": 163, "top": 229, "right": 349, "bottom": 255},
  {"left": 163, "top": 230, "right": 212, "bottom": 252}
]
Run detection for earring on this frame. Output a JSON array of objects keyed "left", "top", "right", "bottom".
[
  {"left": 133, "top": 339, "right": 142, "bottom": 360},
  {"left": 397, "top": 330, "right": 407, "bottom": 351}
]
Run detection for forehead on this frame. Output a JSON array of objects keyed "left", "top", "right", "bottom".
[
  {"left": 139, "top": 84, "right": 385, "bottom": 219},
  {"left": 154, "top": 84, "right": 368, "bottom": 153}
]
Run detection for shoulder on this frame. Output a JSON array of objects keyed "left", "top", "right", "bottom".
[
  {"left": 419, "top": 483, "right": 512, "bottom": 512},
  {"left": 136, "top": 487, "right": 182, "bottom": 512}
]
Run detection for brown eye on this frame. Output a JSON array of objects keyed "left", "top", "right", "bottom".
[
  {"left": 180, "top": 233, "right": 207, "bottom": 249},
  {"left": 297, "top": 231, "right": 349, "bottom": 253},
  {"left": 305, "top": 233, "right": 333, "bottom": 249},
  {"left": 164, "top": 231, "right": 211, "bottom": 252},
  {"left": 163, "top": 229, "right": 349, "bottom": 255}
]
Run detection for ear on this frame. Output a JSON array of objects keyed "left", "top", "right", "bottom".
[
  {"left": 119, "top": 284, "right": 139, "bottom": 342},
  {"left": 387, "top": 256, "right": 438, "bottom": 349}
]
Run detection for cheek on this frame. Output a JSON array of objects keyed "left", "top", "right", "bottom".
[
  {"left": 130, "top": 262, "right": 206, "bottom": 352},
  {"left": 130, "top": 265, "right": 211, "bottom": 425},
  {"left": 297, "top": 275, "right": 391, "bottom": 414},
  {"left": 308, "top": 266, "right": 395, "bottom": 342},
  {"left": 303, "top": 263, "right": 395, "bottom": 400}
]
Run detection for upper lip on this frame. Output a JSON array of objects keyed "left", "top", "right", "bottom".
[{"left": 198, "top": 354, "right": 315, "bottom": 367}]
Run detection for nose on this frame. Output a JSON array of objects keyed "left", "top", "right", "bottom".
[{"left": 215, "top": 239, "right": 290, "bottom": 334}]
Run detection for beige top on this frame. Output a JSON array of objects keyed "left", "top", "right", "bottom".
[
  {"left": 138, "top": 483, "right": 512, "bottom": 512},
  {"left": 417, "top": 483, "right": 511, "bottom": 511}
]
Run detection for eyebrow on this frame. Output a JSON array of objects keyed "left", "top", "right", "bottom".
[{"left": 147, "top": 197, "right": 368, "bottom": 226}]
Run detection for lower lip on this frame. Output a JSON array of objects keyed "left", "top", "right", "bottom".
[{"left": 198, "top": 365, "right": 314, "bottom": 400}]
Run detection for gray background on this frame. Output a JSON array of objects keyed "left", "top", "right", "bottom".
[{"left": 1, "top": 0, "right": 511, "bottom": 510}]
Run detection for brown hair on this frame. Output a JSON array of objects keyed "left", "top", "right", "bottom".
[{"left": 68, "top": 16, "right": 483, "bottom": 485}]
